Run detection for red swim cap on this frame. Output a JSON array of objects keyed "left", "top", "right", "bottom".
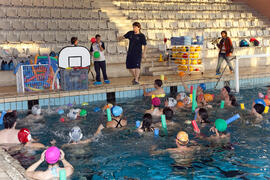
[{"left": 18, "top": 128, "right": 31, "bottom": 144}]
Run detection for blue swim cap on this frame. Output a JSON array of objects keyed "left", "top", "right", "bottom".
[
  {"left": 111, "top": 106, "right": 123, "bottom": 117},
  {"left": 199, "top": 83, "right": 206, "bottom": 91},
  {"left": 57, "top": 109, "right": 64, "bottom": 115},
  {"left": 255, "top": 99, "right": 266, "bottom": 107}
]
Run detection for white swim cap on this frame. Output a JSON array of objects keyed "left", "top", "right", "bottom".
[
  {"left": 69, "top": 126, "right": 83, "bottom": 142},
  {"left": 178, "top": 92, "right": 187, "bottom": 101},
  {"left": 32, "top": 105, "right": 41, "bottom": 115},
  {"left": 67, "top": 109, "right": 78, "bottom": 120},
  {"left": 168, "top": 98, "right": 177, "bottom": 107}
]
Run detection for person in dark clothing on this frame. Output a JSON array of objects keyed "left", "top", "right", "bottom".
[
  {"left": 118, "top": 22, "right": 147, "bottom": 85},
  {"left": 71, "top": 37, "right": 78, "bottom": 46},
  {"left": 90, "top": 34, "right": 110, "bottom": 85},
  {"left": 216, "top": 31, "right": 234, "bottom": 75}
]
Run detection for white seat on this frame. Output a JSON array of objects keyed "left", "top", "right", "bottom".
[
  {"left": 90, "top": 21, "right": 98, "bottom": 29},
  {"left": 69, "top": 21, "right": 79, "bottom": 30},
  {"left": 98, "top": 21, "right": 108, "bottom": 29},
  {"left": 44, "top": 32, "right": 55, "bottom": 43},
  {"left": 55, "top": 32, "right": 67, "bottom": 43},
  {"left": 0, "top": 32, "right": 7, "bottom": 43},
  {"left": 7, "top": 32, "right": 19, "bottom": 43},
  {"left": 48, "top": 21, "right": 58, "bottom": 30},
  {"left": 239, "top": 21, "right": 245, "bottom": 27},
  {"left": 108, "top": 22, "right": 116, "bottom": 29},
  {"left": 117, "top": 45, "right": 127, "bottom": 54},
  {"left": 0, "top": 20, "right": 12, "bottom": 30},
  {"left": 54, "top": 0, "right": 64, "bottom": 8},
  {"left": 0, "top": 0, "right": 10, "bottom": 5},
  {"left": 61, "top": 9, "right": 71, "bottom": 19},
  {"left": 175, "top": 13, "right": 182, "bottom": 19},
  {"left": 11, "top": 0, "right": 23, "bottom": 6},
  {"left": 239, "top": 31, "right": 245, "bottom": 37},
  {"left": 184, "top": 22, "right": 191, "bottom": 28},
  {"left": 72, "top": 10, "right": 81, "bottom": 19},
  {"left": 245, "top": 31, "right": 251, "bottom": 37},
  {"left": 137, "top": 12, "right": 145, "bottom": 20},
  {"left": 51, "top": 9, "right": 61, "bottom": 18},
  {"left": 162, "top": 21, "right": 170, "bottom": 29},
  {"left": 257, "top": 30, "right": 263, "bottom": 36},
  {"left": 17, "top": 8, "right": 29, "bottom": 17},
  {"left": 36, "top": 20, "right": 48, "bottom": 30},
  {"left": 90, "top": 11, "right": 99, "bottom": 19},
  {"left": 78, "top": 33, "right": 88, "bottom": 43},
  {"left": 155, "top": 21, "right": 163, "bottom": 29},
  {"left": 12, "top": 20, "right": 25, "bottom": 30},
  {"left": 6, "top": 7, "right": 18, "bottom": 17},
  {"left": 178, "top": 21, "right": 185, "bottom": 28},
  {"left": 240, "top": 13, "right": 246, "bottom": 18},
  {"left": 250, "top": 30, "right": 257, "bottom": 37},
  {"left": 107, "top": 31, "right": 116, "bottom": 41},
  {"left": 169, "top": 22, "right": 178, "bottom": 29},
  {"left": 20, "top": 32, "right": 32, "bottom": 42},
  {"left": 233, "top": 21, "right": 239, "bottom": 27},
  {"left": 23, "top": 0, "right": 32, "bottom": 6},
  {"left": 40, "top": 8, "right": 51, "bottom": 18},
  {"left": 81, "top": 10, "right": 89, "bottom": 18},
  {"left": 107, "top": 43, "right": 117, "bottom": 54},
  {"left": 64, "top": 0, "right": 73, "bottom": 8},
  {"left": 226, "top": 21, "right": 232, "bottom": 27},
  {"left": 25, "top": 20, "right": 36, "bottom": 30},
  {"left": 32, "top": 0, "right": 43, "bottom": 7},
  {"left": 0, "top": 7, "right": 6, "bottom": 17},
  {"left": 73, "top": 0, "right": 82, "bottom": 8},
  {"left": 29, "top": 8, "right": 40, "bottom": 18},
  {"left": 44, "top": 0, "right": 54, "bottom": 7},
  {"left": 82, "top": 0, "right": 91, "bottom": 8},
  {"left": 147, "top": 22, "right": 154, "bottom": 29},
  {"left": 263, "top": 40, "right": 269, "bottom": 47},
  {"left": 79, "top": 21, "right": 89, "bottom": 30},
  {"left": 263, "top": 30, "right": 269, "bottom": 36},
  {"left": 99, "top": 12, "right": 108, "bottom": 19}
]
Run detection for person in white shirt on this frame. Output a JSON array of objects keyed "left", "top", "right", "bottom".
[{"left": 90, "top": 34, "right": 110, "bottom": 85}]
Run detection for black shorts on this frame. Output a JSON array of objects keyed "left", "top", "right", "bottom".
[{"left": 126, "top": 55, "right": 141, "bottom": 69}]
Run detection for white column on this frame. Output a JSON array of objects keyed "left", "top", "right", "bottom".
[{"left": 235, "top": 57, "right": 239, "bottom": 93}]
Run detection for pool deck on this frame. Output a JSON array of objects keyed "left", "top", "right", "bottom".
[
  {"left": 0, "top": 66, "right": 270, "bottom": 179},
  {"left": 0, "top": 66, "right": 270, "bottom": 103}
]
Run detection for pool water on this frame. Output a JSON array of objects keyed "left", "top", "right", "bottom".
[{"left": 13, "top": 86, "right": 270, "bottom": 179}]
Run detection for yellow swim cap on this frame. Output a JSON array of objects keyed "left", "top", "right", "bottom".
[{"left": 176, "top": 131, "right": 189, "bottom": 145}]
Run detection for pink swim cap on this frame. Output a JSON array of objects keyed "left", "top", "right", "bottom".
[
  {"left": 45, "top": 146, "right": 60, "bottom": 164},
  {"left": 152, "top": 97, "right": 161, "bottom": 106}
]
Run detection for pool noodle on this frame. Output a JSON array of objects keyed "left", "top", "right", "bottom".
[
  {"left": 192, "top": 89, "right": 197, "bottom": 112},
  {"left": 191, "top": 120, "right": 200, "bottom": 133},
  {"left": 161, "top": 115, "right": 167, "bottom": 129},
  {"left": 106, "top": 108, "right": 112, "bottom": 122},
  {"left": 190, "top": 86, "right": 193, "bottom": 95},
  {"left": 264, "top": 106, "right": 269, "bottom": 114},
  {"left": 59, "top": 169, "right": 66, "bottom": 180},
  {"left": 226, "top": 114, "right": 240, "bottom": 125},
  {"left": 240, "top": 103, "right": 245, "bottom": 110},
  {"left": 220, "top": 100, "right": 225, "bottom": 109}
]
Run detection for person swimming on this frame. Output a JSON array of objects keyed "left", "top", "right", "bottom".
[
  {"left": 63, "top": 124, "right": 104, "bottom": 147},
  {"left": 197, "top": 108, "right": 210, "bottom": 124},
  {"left": 250, "top": 103, "right": 265, "bottom": 123},
  {"left": 143, "top": 79, "right": 165, "bottom": 97},
  {"left": 137, "top": 113, "right": 155, "bottom": 133},
  {"left": 26, "top": 147, "right": 74, "bottom": 180},
  {"left": 165, "top": 97, "right": 177, "bottom": 109},
  {"left": 176, "top": 92, "right": 192, "bottom": 108},
  {"left": 67, "top": 108, "right": 81, "bottom": 120},
  {"left": 151, "top": 131, "right": 200, "bottom": 155},
  {"left": 106, "top": 106, "right": 127, "bottom": 128},
  {"left": 224, "top": 94, "right": 238, "bottom": 107},
  {"left": 145, "top": 97, "right": 163, "bottom": 117},
  {"left": 0, "top": 111, "right": 44, "bottom": 149}
]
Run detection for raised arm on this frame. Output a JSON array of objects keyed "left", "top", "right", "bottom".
[
  {"left": 25, "top": 151, "right": 46, "bottom": 179},
  {"left": 60, "top": 150, "right": 74, "bottom": 177}
]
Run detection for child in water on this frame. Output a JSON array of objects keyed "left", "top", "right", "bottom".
[
  {"left": 106, "top": 106, "right": 127, "bottom": 128},
  {"left": 137, "top": 113, "right": 155, "bottom": 133},
  {"left": 145, "top": 97, "right": 163, "bottom": 117},
  {"left": 143, "top": 79, "right": 165, "bottom": 97},
  {"left": 62, "top": 124, "right": 104, "bottom": 147},
  {"left": 151, "top": 131, "right": 200, "bottom": 154}
]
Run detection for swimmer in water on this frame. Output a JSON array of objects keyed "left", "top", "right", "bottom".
[
  {"left": 62, "top": 124, "right": 104, "bottom": 147},
  {"left": 164, "top": 97, "right": 177, "bottom": 110},
  {"left": 137, "top": 113, "right": 155, "bottom": 133},
  {"left": 200, "top": 119, "right": 231, "bottom": 146},
  {"left": 176, "top": 92, "right": 192, "bottom": 108},
  {"left": 151, "top": 131, "right": 200, "bottom": 155},
  {"left": 250, "top": 103, "right": 265, "bottom": 122},
  {"left": 26, "top": 147, "right": 74, "bottom": 180},
  {"left": 154, "top": 107, "right": 176, "bottom": 128},
  {"left": 143, "top": 79, "right": 165, "bottom": 97},
  {"left": 19, "top": 105, "right": 44, "bottom": 124},
  {"left": 145, "top": 97, "right": 163, "bottom": 117},
  {"left": 66, "top": 108, "right": 82, "bottom": 120},
  {"left": 184, "top": 108, "right": 209, "bottom": 128},
  {"left": 224, "top": 94, "right": 238, "bottom": 107},
  {"left": 215, "top": 86, "right": 231, "bottom": 102},
  {"left": 0, "top": 111, "right": 45, "bottom": 149},
  {"left": 106, "top": 106, "right": 127, "bottom": 128}
]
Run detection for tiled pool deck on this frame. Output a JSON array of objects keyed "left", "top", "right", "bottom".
[{"left": 0, "top": 66, "right": 270, "bottom": 179}]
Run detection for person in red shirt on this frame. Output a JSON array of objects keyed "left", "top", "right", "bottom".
[{"left": 216, "top": 31, "right": 234, "bottom": 75}]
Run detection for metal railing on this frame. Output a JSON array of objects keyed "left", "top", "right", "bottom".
[{"left": 234, "top": 54, "right": 270, "bottom": 93}]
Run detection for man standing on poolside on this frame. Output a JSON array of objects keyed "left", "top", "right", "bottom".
[
  {"left": 216, "top": 31, "right": 234, "bottom": 75},
  {"left": 118, "top": 22, "right": 147, "bottom": 85}
]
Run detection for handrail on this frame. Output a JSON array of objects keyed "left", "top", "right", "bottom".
[{"left": 235, "top": 54, "right": 270, "bottom": 93}]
